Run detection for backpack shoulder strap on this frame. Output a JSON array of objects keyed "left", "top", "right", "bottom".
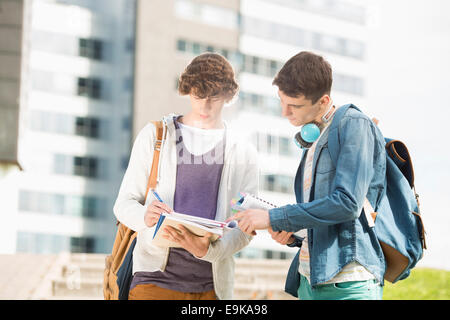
[
  {"left": 327, "top": 104, "right": 361, "bottom": 167},
  {"left": 327, "top": 104, "right": 376, "bottom": 226},
  {"left": 385, "top": 139, "right": 415, "bottom": 189},
  {"left": 115, "top": 120, "right": 166, "bottom": 227},
  {"left": 145, "top": 120, "right": 166, "bottom": 200}
]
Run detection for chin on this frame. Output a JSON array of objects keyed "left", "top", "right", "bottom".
[{"left": 288, "top": 118, "right": 301, "bottom": 126}]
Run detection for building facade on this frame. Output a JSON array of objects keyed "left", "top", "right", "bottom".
[
  {"left": 0, "top": 0, "right": 29, "bottom": 254},
  {"left": 9, "top": 0, "right": 136, "bottom": 254}
]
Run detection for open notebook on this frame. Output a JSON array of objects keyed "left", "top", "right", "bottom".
[{"left": 152, "top": 212, "right": 238, "bottom": 248}]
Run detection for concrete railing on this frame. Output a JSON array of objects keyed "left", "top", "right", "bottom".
[
  {"left": 40, "top": 253, "right": 295, "bottom": 300},
  {"left": 0, "top": 253, "right": 295, "bottom": 300}
]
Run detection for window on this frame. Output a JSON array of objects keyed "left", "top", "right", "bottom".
[
  {"left": 240, "top": 91, "right": 281, "bottom": 116},
  {"left": 334, "top": 74, "right": 364, "bottom": 96},
  {"left": 66, "top": 195, "right": 102, "bottom": 218},
  {"left": 17, "top": 232, "right": 69, "bottom": 254},
  {"left": 263, "top": 174, "right": 294, "bottom": 193},
  {"left": 251, "top": 56, "right": 259, "bottom": 74},
  {"left": 18, "top": 190, "right": 32, "bottom": 211},
  {"left": 69, "top": 196, "right": 99, "bottom": 218},
  {"left": 121, "top": 156, "right": 130, "bottom": 170},
  {"left": 266, "top": 175, "right": 275, "bottom": 191},
  {"left": 192, "top": 42, "right": 201, "bottom": 55},
  {"left": 279, "top": 137, "right": 291, "bottom": 156},
  {"left": 174, "top": 0, "right": 238, "bottom": 30},
  {"left": 55, "top": 154, "right": 103, "bottom": 179},
  {"left": 242, "top": 16, "right": 364, "bottom": 60},
  {"left": 314, "top": 33, "right": 345, "bottom": 56},
  {"left": 79, "top": 38, "right": 103, "bottom": 60},
  {"left": 67, "top": 195, "right": 84, "bottom": 217},
  {"left": 77, "top": 77, "right": 102, "bottom": 99},
  {"left": 125, "top": 38, "right": 135, "bottom": 52},
  {"left": 75, "top": 117, "right": 100, "bottom": 138},
  {"left": 176, "top": 39, "right": 235, "bottom": 64},
  {"left": 266, "top": 0, "right": 365, "bottom": 25},
  {"left": 251, "top": 93, "right": 260, "bottom": 106},
  {"left": 54, "top": 154, "right": 71, "bottom": 175},
  {"left": 51, "top": 194, "right": 65, "bottom": 215},
  {"left": 345, "top": 40, "right": 365, "bottom": 60},
  {"left": 241, "top": 53, "right": 364, "bottom": 96},
  {"left": 74, "top": 156, "right": 98, "bottom": 178},
  {"left": 18, "top": 190, "right": 104, "bottom": 218},
  {"left": 70, "top": 237, "right": 95, "bottom": 253},
  {"left": 177, "top": 39, "right": 186, "bottom": 52},
  {"left": 221, "top": 49, "right": 229, "bottom": 58},
  {"left": 266, "top": 134, "right": 277, "bottom": 153},
  {"left": 31, "top": 111, "right": 103, "bottom": 138},
  {"left": 269, "top": 60, "right": 279, "bottom": 77},
  {"left": 122, "top": 116, "right": 131, "bottom": 131},
  {"left": 123, "top": 77, "right": 133, "bottom": 91}
]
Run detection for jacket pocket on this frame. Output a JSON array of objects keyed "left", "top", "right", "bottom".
[{"left": 315, "top": 147, "right": 336, "bottom": 174}]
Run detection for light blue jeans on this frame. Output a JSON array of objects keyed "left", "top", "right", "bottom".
[{"left": 298, "top": 274, "right": 383, "bottom": 300}]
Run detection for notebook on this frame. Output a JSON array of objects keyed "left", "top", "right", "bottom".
[
  {"left": 230, "top": 192, "right": 279, "bottom": 212},
  {"left": 152, "top": 211, "right": 238, "bottom": 248}
]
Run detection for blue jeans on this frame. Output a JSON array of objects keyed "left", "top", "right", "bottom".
[{"left": 298, "top": 274, "right": 383, "bottom": 300}]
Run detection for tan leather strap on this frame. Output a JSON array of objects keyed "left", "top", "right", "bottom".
[{"left": 145, "top": 121, "right": 166, "bottom": 201}]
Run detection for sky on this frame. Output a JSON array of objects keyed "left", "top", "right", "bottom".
[{"left": 366, "top": 0, "right": 450, "bottom": 269}]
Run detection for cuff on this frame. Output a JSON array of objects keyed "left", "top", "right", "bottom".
[
  {"left": 196, "top": 238, "right": 219, "bottom": 263},
  {"left": 269, "top": 207, "right": 291, "bottom": 232},
  {"left": 287, "top": 235, "right": 303, "bottom": 248}
]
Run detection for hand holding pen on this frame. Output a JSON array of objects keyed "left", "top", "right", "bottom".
[{"left": 144, "top": 190, "right": 173, "bottom": 228}]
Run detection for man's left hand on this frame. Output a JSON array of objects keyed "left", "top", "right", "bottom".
[{"left": 163, "top": 225, "right": 212, "bottom": 258}]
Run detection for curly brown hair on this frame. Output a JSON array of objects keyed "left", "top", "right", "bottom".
[
  {"left": 178, "top": 53, "right": 239, "bottom": 102},
  {"left": 273, "top": 51, "right": 332, "bottom": 104}
]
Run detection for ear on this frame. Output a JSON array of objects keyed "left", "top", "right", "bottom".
[{"left": 319, "top": 94, "right": 331, "bottom": 107}]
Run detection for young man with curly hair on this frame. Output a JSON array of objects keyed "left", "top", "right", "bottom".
[
  {"left": 229, "top": 51, "right": 386, "bottom": 300},
  {"left": 114, "top": 53, "right": 259, "bottom": 300}
]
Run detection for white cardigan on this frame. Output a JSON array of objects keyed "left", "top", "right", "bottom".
[{"left": 113, "top": 115, "right": 259, "bottom": 299}]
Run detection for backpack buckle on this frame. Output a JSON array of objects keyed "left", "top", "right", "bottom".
[{"left": 155, "top": 139, "right": 162, "bottom": 151}]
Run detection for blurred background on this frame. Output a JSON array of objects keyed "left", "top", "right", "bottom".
[{"left": 0, "top": 0, "right": 448, "bottom": 300}]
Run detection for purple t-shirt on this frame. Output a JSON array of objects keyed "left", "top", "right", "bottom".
[{"left": 130, "top": 117, "right": 225, "bottom": 293}]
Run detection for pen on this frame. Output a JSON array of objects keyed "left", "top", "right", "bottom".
[{"left": 151, "top": 190, "right": 164, "bottom": 203}]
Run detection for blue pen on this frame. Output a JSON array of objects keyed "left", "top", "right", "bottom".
[{"left": 151, "top": 190, "right": 164, "bottom": 203}]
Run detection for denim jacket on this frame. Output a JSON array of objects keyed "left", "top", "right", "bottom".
[{"left": 269, "top": 106, "right": 387, "bottom": 296}]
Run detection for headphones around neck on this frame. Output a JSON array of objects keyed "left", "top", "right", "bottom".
[{"left": 294, "top": 99, "right": 334, "bottom": 150}]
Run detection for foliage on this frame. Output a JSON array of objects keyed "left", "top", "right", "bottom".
[{"left": 382, "top": 268, "right": 450, "bottom": 300}]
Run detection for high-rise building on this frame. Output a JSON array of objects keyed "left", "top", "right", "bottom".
[
  {"left": 8, "top": 0, "right": 136, "bottom": 254},
  {"left": 133, "top": 0, "right": 370, "bottom": 259},
  {"left": 0, "top": 0, "right": 29, "bottom": 254}
]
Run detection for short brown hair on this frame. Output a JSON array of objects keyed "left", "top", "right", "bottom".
[
  {"left": 178, "top": 53, "right": 238, "bottom": 102},
  {"left": 272, "top": 51, "right": 332, "bottom": 104}
]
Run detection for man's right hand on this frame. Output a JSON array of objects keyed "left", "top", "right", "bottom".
[
  {"left": 268, "top": 227, "right": 295, "bottom": 245},
  {"left": 144, "top": 200, "right": 173, "bottom": 227}
]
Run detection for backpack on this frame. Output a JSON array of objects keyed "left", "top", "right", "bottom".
[
  {"left": 328, "top": 104, "right": 427, "bottom": 283},
  {"left": 103, "top": 120, "right": 166, "bottom": 300}
]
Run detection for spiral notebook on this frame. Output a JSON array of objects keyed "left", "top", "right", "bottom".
[{"left": 230, "top": 192, "right": 279, "bottom": 212}]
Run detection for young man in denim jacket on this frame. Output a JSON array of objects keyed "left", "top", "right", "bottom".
[{"left": 228, "top": 51, "right": 386, "bottom": 300}]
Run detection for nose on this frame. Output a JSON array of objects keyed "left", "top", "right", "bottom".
[
  {"left": 281, "top": 104, "right": 291, "bottom": 118},
  {"left": 202, "top": 100, "right": 212, "bottom": 112}
]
